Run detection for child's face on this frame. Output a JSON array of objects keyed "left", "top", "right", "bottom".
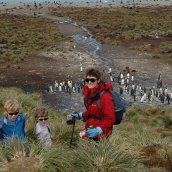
[
  {"left": 7, "top": 111, "right": 19, "bottom": 121},
  {"left": 37, "top": 117, "right": 48, "bottom": 125}
]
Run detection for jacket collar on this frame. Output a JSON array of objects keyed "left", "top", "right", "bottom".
[{"left": 83, "top": 81, "right": 112, "bottom": 98}]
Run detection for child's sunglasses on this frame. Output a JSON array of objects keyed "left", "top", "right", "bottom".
[
  {"left": 85, "top": 78, "right": 97, "bottom": 83},
  {"left": 38, "top": 118, "right": 48, "bottom": 121},
  {"left": 8, "top": 112, "right": 19, "bottom": 116}
]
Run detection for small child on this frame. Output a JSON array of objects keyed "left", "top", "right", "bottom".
[
  {"left": 35, "top": 107, "right": 52, "bottom": 148},
  {"left": 0, "top": 99, "right": 26, "bottom": 141}
]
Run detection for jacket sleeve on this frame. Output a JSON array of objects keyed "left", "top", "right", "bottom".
[
  {"left": 22, "top": 115, "right": 26, "bottom": 135},
  {"left": 0, "top": 118, "right": 4, "bottom": 140},
  {"left": 82, "top": 110, "right": 89, "bottom": 122},
  {"left": 99, "top": 92, "right": 115, "bottom": 133},
  {"left": 19, "top": 114, "right": 26, "bottom": 138}
]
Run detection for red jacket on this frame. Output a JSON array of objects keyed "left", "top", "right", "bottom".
[{"left": 82, "top": 81, "right": 115, "bottom": 137}]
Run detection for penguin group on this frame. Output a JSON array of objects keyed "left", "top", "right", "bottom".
[
  {"left": 46, "top": 70, "right": 172, "bottom": 106},
  {"left": 46, "top": 79, "right": 85, "bottom": 95},
  {"left": 114, "top": 72, "right": 172, "bottom": 105}
]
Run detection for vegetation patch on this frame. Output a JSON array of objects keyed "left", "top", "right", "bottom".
[
  {"left": 51, "top": 7, "right": 172, "bottom": 62},
  {"left": 160, "top": 41, "right": 172, "bottom": 53},
  {"left": 140, "top": 144, "right": 172, "bottom": 171},
  {"left": 73, "top": 139, "right": 139, "bottom": 172},
  {"left": 0, "top": 13, "right": 65, "bottom": 63},
  {"left": 4, "top": 156, "right": 40, "bottom": 172},
  {"left": 155, "top": 128, "right": 172, "bottom": 138}
]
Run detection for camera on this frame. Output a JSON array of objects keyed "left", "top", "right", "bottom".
[{"left": 66, "top": 114, "right": 76, "bottom": 125}]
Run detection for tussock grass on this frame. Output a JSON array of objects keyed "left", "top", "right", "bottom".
[
  {"left": 155, "top": 128, "right": 172, "bottom": 138},
  {"left": 0, "top": 139, "right": 35, "bottom": 171},
  {"left": 38, "top": 145, "right": 73, "bottom": 172},
  {"left": 0, "top": 88, "right": 172, "bottom": 171},
  {"left": 140, "top": 144, "right": 172, "bottom": 171},
  {"left": 127, "top": 106, "right": 172, "bottom": 128},
  {"left": 73, "top": 138, "right": 140, "bottom": 172}
]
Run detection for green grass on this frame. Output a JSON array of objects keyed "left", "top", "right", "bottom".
[
  {"left": 0, "top": 14, "right": 66, "bottom": 63},
  {"left": 160, "top": 41, "right": 172, "bottom": 53},
  {"left": 73, "top": 139, "right": 140, "bottom": 172},
  {"left": 0, "top": 87, "right": 172, "bottom": 171}
]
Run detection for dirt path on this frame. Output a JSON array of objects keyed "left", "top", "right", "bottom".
[{"left": 98, "top": 44, "right": 172, "bottom": 86}]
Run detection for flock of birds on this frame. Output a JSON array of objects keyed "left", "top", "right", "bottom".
[
  {"left": 46, "top": 69, "right": 172, "bottom": 106},
  {"left": 47, "top": 79, "right": 84, "bottom": 95},
  {"left": 115, "top": 72, "right": 172, "bottom": 105}
]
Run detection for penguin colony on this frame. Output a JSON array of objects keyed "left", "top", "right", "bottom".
[
  {"left": 46, "top": 71, "right": 172, "bottom": 106},
  {"left": 116, "top": 72, "right": 172, "bottom": 105}
]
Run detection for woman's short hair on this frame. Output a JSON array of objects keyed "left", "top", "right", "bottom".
[
  {"left": 86, "top": 68, "right": 101, "bottom": 80},
  {"left": 35, "top": 106, "right": 48, "bottom": 118},
  {"left": 4, "top": 99, "right": 20, "bottom": 113}
]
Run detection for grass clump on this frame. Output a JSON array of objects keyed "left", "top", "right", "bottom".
[
  {"left": 73, "top": 139, "right": 140, "bottom": 172},
  {"left": 0, "top": 139, "right": 40, "bottom": 172},
  {"left": 140, "top": 144, "right": 172, "bottom": 171},
  {"left": 38, "top": 145, "right": 73, "bottom": 172},
  {"left": 160, "top": 41, "right": 172, "bottom": 53},
  {"left": 163, "top": 115, "right": 172, "bottom": 129}
]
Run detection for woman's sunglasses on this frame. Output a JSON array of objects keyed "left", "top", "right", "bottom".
[
  {"left": 38, "top": 118, "right": 48, "bottom": 121},
  {"left": 8, "top": 112, "right": 19, "bottom": 116},
  {"left": 85, "top": 78, "right": 97, "bottom": 83}
]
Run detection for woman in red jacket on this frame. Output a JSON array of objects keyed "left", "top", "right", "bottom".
[{"left": 71, "top": 68, "right": 115, "bottom": 140}]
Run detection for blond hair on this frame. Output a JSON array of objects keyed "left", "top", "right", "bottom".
[
  {"left": 4, "top": 99, "right": 20, "bottom": 113},
  {"left": 35, "top": 106, "right": 48, "bottom": 118}
]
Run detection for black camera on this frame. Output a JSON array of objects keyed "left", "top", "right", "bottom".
[
  {"left": 66, "top": 115, "right": 76, "bottom": 125},
  {"left": 67, "top": 118, "right": 75, "bottom": 125}
]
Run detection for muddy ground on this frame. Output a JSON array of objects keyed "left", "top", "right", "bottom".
[{"left": 0, "top": 43, "right": 100, "bottom": 92}]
